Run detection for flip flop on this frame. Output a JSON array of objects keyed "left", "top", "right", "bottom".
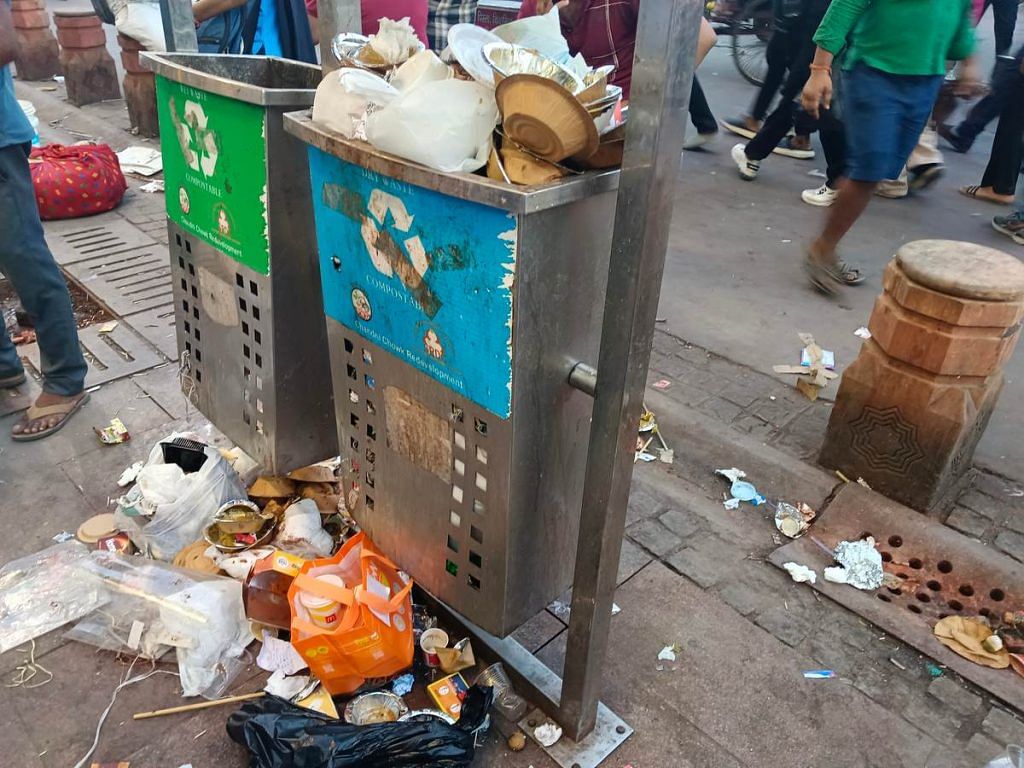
[
  {"left": 0, "top": 372, "right": 26, "bottom": 389},
  {"left": 11, "top": 392, "right": 90, "bottom": 442},
  {"left": 959, "top": 185, "right": 1015, "bottom": 204},
  {"left": 805, "top": 255, "right": 865, "bottom": 295}
]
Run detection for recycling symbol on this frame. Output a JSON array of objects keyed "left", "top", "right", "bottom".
[
  {"left": 180, "top": 100, "right": 219, "bottom": 178},
  {"left": 359, "top": 189, "right": 440, "bottom": 317}
]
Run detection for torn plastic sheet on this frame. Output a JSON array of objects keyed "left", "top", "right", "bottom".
[
  {"left": 0, "top": 542, "right": 108, "bottom": 654},
  {"left": 716, "top": 468, "right": 766, "bottom": 508},
  {"left": 823, "top": 537, "right": 883, "bottom": 590}
]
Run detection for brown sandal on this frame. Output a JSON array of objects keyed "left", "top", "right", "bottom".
[{"left": 12, "top": 393, "right": 90, "bottom": 442}]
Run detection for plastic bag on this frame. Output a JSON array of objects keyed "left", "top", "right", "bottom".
[
  {"left": 227, "top": 685, "right": 493, "bottom": 768},
  {"left": 271, "top": 499, "right": 334, "bottom": 560},
  {"left": 366, "top": 79, "right": 497, "bottom": 173},
  {"left": 115, "top": 432, "right": 247, "bottom": 560},
  {"left": 390, "top": 49, "right": 451, "bottom": 93},
  {"left": 0, "top": 542, "right": 108, "bottom": 654},
  {"left": 114, "top": 0, "right": 166, "bottom": 52},
  {"left": 288, "top": 532, "right": 413, "bottom": 695},
  {"left": 68, "top": 551, "right": 251, "bottom": 698},
  {"left": 312, "top": 68, "right": 399, "bottom": 140}
]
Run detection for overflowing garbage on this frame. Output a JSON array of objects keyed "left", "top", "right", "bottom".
[
  {"left": 311, "top": 10, "right": 626, "bottom": 184},
  {"left": 0, "top": 430, "right": 537, "bottom": 767}
]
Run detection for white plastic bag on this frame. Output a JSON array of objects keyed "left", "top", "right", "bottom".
[
  {"left": 272, "top": 499, "right": 334, "bottom": 559},
  {"left": 366, "top": 78, "right": 497, "bottom": 173},
  {"left": 0, "top": 542, "right": 108, "bottom": 654},
  {"left": 312, "top": 68, "right": 399, "bottom": 140},
  {"left": 114, "top": 0, "right": 166, "bottom": 52},
  {"left": 115, "top": 433, "right": 247, "bottom": 561},
  {"left": 390, "top": 49, "right": 451, "bottom": 93}
]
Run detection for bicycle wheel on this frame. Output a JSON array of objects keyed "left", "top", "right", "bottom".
[{"left": 730, "top": 0, "right": 773, "bottom": 86}]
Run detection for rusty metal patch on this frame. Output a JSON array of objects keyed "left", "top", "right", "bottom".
[
  {"left": 383, "top": 386, "right": 452, "bottom": 483},
  {"left": 770, "top": 483, "right": 1024, "bottom": 713}
]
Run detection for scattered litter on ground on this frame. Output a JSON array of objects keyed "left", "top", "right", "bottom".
[
  {"left": 802, "top": 669, "right": 835, "bottom": 679},
  {"left": 265, "top": 670, "right": 313, "bottom": 700},
  {"left": 774, "top": 501, "right": 816, "bottom": 538},
  {"left": 716, "top": 467, "right": 765, "bottom": 508},
  {"left": 139, "top": 180, "right": 164, "bottom": 193},
  {"left": 823, "top": 537, "right": 883, "bottom": 590},
  {"left": 534, "top": 722, "right": 563, "bottom": 747},
  {"left": 5, "top": 639, "right": 53, "bottom": 689},
  {"left": 925, "top": 662, "right": 944, "bottom": 678},
  {"left": 133, "top": 691, "right": 265, "bottom": 721},
  {"left": 783, "top": 562, "right": 817, "bottom": 584},
  {"left": 658, "top": 644, "right": 679, "bottom": 662},
  {"left": 52, "top": 531, "right": 75, "bottom": 543},
  {"left": 854, "top": 326, "right": 872, "bottom": 340},
  {"left": 117, "top": 461, "right": 144, "bottom": 487},
  {"left": 774, "top": 333, "right": 839, "bottom": 400},
  {"left": 652, "top": 379, "right": 671, "bottom": 390},
  {"left": 256, "top": 629, "right": 308, "bottom": 675},
  {"left": 97, "top": 320, "right": 119, "bottom": 334},
  {"left": 508, "top": 731, "right": 527, "bottom": 751},
  {"left": 934, "top": 616, "right": 1009, "bottom": 669},
  {"left": 808, "top": 168, "right": 827, "bottom": 178},
  {"left": 94, "top": 418, "right": 130, "bottom": 445},
  {"left": 391, "top": 673, "right": 415, "bottom": 696},
  {"left": 635, "top": 405, "right": 673, "bottom": 463},
  {"left": 889, "top": 657, "right": 907, "bottom": 671},
  {"left": 116, "top": 146, "right": 163, "bottom": 176}
]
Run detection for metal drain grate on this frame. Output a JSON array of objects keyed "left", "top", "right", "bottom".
[
  {"left": 770, "top": 484, "right": 1024, "bottom": 713},
  {"left": 61, "top": 245, "right": 172, "bottom": 319},
  {"left": 45, "top": 217, "right": 159, "bottom": 267},
  {"left": 19, "top": 322, "right": 164, "bottom": 388}
]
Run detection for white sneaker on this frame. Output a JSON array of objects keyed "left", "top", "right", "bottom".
[
  {"left": 801, "top": 184, "right": 839, "bottom": 207},
  {"left": 731, "top": 143, "right": 759, "bottom": 180},
  {"left": 683, "top": 131, "right": 717, "bottom": 150}
]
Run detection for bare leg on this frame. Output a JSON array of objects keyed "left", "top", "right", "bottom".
[{"left": 810, "top": 178, "right": 877, "bottom": 263}]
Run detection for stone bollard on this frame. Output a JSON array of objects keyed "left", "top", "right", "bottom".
[
  {"left": 53, "top": 10, "right": 121, "bottom": 106},
  {"left": 118, "top": 34, "right": 159, "bottom": 138},
  {"left": 10, "top": 0, "right": 61, "bottom": 81},
  {"left": 819, "top": 240, "right": 1024, "bottom": 513}
]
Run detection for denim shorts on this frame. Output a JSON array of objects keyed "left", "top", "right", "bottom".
[{"left": 842, "top": 62, "right": 943, "bottom": 182}]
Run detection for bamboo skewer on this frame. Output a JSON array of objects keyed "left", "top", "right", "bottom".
[{"left": 133, "top": 691, "right": 265, "bottom": 720}]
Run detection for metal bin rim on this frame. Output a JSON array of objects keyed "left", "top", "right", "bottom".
[
  {"left": 283, "top": 110, "right": 622, "bottom": 215},
  {"left": 141, "top": 52, "right": 320, "bottom": 107}
]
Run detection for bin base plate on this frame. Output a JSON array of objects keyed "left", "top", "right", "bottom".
[{"left": 518, "top": 706, "right": 632, "bottom": 768}]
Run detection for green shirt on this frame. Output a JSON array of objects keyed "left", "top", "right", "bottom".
[{"left": 813, "top": 0, "right": 975, "bottom": 76}]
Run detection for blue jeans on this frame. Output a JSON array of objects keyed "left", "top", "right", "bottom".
[
  {"left": 0, "top": 143, "right": 87, "bottom": 396},
  {"left": 1016, "top": 172, "right": 1024, "bottom": 216}
]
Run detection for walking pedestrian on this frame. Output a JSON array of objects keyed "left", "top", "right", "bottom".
[
  {"left": 958, "top": 59, "right": 1024, "bottom": 205},
  {"left": 0, "top": 1, "right": 89, "bottom": 440},
  {"left": 979, "top": 0, "right": 1018, "bottom": 57},
  {"left": 801, "top": 0, "right": 977, "bottom": 294},
  {"left": 729, "top": 0, "right": 835, "bottom": 191},
  {"left": 721, "top": 0, "right": 815, "bottom": 158},
  {"left": 939, "top": 44, "right": 1024, "bottom": 154}
]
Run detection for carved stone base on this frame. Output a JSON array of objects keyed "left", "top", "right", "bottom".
[
  {"left": 11, "top": 0, "right": 60, "bottom": 80},
  {"left": 54, "top": 11, "right": 121, "bottom": 107},
  {"left": 119, "top": 34, "right": 159, "bottom": 138}
]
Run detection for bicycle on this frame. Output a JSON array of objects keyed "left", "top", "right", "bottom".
[{"left": 706, "top": 0, "right": 774, "bottom": 87}]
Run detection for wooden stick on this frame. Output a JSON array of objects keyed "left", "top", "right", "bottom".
[{"left": 133, "top": 691, "right": 265, "bottom": 720}]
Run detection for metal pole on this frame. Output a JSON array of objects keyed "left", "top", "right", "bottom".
[
  {"left": 159, "top": 0, "right": 199, "bottom": 52},
  {"left": 558, "top": 0, "right": 703, "bottom": 741},
  {"left": 316, "top": 0, "right": 361, "bottom": 73}
]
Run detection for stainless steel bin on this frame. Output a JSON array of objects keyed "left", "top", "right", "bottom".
[
  {"left": 144, "top": 54, "right": 337, "bottom": 472},
  {"left": 286, "top": 112, "right": 620, "bottom": 637}
]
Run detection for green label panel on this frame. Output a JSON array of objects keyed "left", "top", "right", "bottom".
[{"left": 156, "top": 76, "right": 270, "bottom": 275}]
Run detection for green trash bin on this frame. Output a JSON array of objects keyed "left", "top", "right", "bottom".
[{"left": 143, "top": 53, "right": 337, "bottom": 472}]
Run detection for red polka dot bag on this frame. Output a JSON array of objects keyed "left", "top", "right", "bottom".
[{"left": 29, "top": 143, "right": 127, "bottom": 220}]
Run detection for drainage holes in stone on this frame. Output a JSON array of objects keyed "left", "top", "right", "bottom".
[
  {"left": 980, "top": 607, "right": 993, "bottom": 618},
  {"left": 907, "top": 604, "right": 923, "bottom": 615},
  {"left": 937, "top": 560, "right": 953, "bottom": 574},
  {"left": 908, "top": 558, "right": 923, "bottom": 570},
  {"left": 926, "top": 580, "right": 942, "bottom": 592},
  {"left": 915, "top": 592, "right": 931, "bottom": 603},
  {"left": 959, "top": 584, "right": 974, "bottom": 597},
  {"left": 888, "top": 535, "right": 903, "bottom": 548},
  {"left": 878, "top": 593, "right": 892, "bottom": 603},
  {"left": 990, "top": 589, "right": 1006, "bottom": 603},
  {"left": 881, "top": 551, "right": 893, "bottom": 563},
  {"left": 887, "top": 586, "right": 903, "bottom": 596},
  {"left": 896, "top": 573, "right": 909, "bottom": 581},
  {"left": 948, "top": 599, "right": 964, "bottom": 612}
]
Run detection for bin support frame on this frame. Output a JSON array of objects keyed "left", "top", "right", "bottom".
[{"left": 412, "top": 0, "right": 700, "bottom": 761}]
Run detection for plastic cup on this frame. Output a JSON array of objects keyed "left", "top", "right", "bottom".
[
  {"left": 299, "top": 574, "right": 345, "bottom": 629},
  {"left": 419, "top": 627, "right": 449, "bottom": 667},
  {"left": 474, "top": 662, "right": 529, "bottom": 721}
]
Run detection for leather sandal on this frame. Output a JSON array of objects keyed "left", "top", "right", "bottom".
[{"left": 11, "top": 392, "right": 90, "bottom": 442}]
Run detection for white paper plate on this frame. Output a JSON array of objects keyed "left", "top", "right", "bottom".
[{"left": 448, "top": 23, "right": 503, "bottom": 88}]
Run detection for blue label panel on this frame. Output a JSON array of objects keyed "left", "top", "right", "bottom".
[{"left": 308, "top": 149, "right": 517, "bottom": 419}]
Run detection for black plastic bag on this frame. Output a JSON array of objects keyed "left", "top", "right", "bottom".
[{"left": 227, "top": 686, "right": 493, "bottom": 768}]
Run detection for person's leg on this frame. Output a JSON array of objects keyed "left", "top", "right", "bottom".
[
  {"left": 906, "top": 124, "right": 945, "bottom": 191},
  {"left": 0, "top": 311, "right": 26, "bottom": 387},
  {"left": 750, "top": 29, "right": 792, "bottom": 121},
  {"left": 745, "top": 100, "right": 796, "bottom": 160},
  {"left": 688, "top": 76, "right": 718, "bottom": 136},
  {"left": 976, "top": 80, "right": 1024, "bottom": 198},
  {"left": 0, "top": 144, "right": 88, "bottom": 437},
  {"left": 947, "top": 53, "right": 1022, "bottom": 151},
  {"left": 992, "top": 0, "right": 1017, "bottom": 56},
  {"left": 992, "top": 171, "right": 1024, "bottom": 244}
]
